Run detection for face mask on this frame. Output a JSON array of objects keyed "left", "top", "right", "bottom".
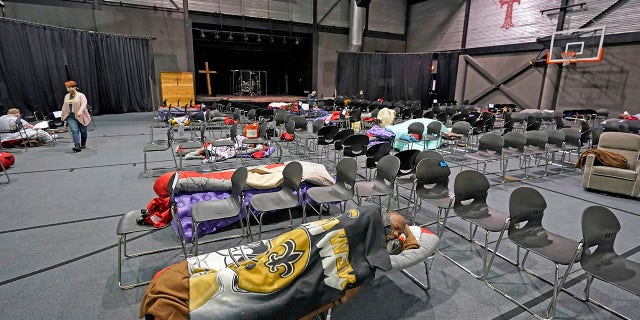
[{"left": 67, "top": 88, "right": 73, "bottom": 93}]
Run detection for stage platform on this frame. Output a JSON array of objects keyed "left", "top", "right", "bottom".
[{"left": 197, "top": 95, "right": 306, "bottom": 104}]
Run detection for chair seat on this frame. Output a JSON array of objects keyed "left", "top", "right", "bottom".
[
  {"left": 546, "top": 146, "right": 563, "bottom": 153},
  {"left": 117, "top": 210, "right": 158, "bottom": 235},
  {"left": 179, "top": 141, "right": 203, "bottom": 149},
  {"left": 415, "top": 189, "right": 453, "bottom": 209},
  {"left": 307, "top": 185, "right": 353, "bottom": 203},
  {"left": 143, "top": 143, "right": 170, "bottom": 152},
  {"left": 424, "top": 135, "right": 440, "bottom": 141},
  {"left": 509, "top": 227, "right": 580, "bottom": 265},
  {"left": 465, "top": 151, "right": 500, "bottom": 162},
  {"left": 250, "top": 190, "right": 299, "bottom": 212},
  {"left": 191, "top": 197, "right": 242, "bottom": 222},
  {"left": 397, "top": 175, "right": 414, "bottom": 187},
  {"left": 355, "top": 180, "right": 394, "bottom": 197},
  {"left": 502, "top": 148, "right": 523, "bottom": 157},
  {"left": 212, "top": 140, "right": 236, "bottom": 147},
  {"left": 243, "top": 138, "right": 266, "bottom": 145},
  {"left": 457, "top": 208, "right": 508, "bottom": 232},
  {"left": 523, "top": 146, "right": 546, "bottom": 155},
  {"left": 296, "top": 132, "right": 317, "bottom": 140},
  {"left": 591, "top": 166, "right": 638, "bottom": 181},
  {"left": 582, "top": 253, "right": 640, "bottom": 296}
]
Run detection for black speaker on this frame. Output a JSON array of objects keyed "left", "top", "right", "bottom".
[{"left": 356, "top": 0, "right": 371, "bottom": 7}]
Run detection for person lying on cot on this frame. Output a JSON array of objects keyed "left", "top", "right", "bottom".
[
  {"left": 301, "top": 211, "right": 421, "bottom": 320},
  {"left": 385, "top": 210, "right": 420, "bottom": 255}
]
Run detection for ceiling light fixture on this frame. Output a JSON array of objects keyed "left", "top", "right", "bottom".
[
  {"left": 214, "top": 31, "right": 220, "bottom": 40},
  {"left": 228, "top": 32, "right": 234, "bottom": 41},
  {"left": 294, "top": 38, "right": 299, "bottom": 45}
]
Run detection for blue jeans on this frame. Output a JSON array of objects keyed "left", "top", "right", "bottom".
[{"left": 66, "top": 116, "right": 88, "bottom": 145}]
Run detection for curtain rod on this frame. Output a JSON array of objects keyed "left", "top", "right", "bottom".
[
  {"left": 336, "top": 50, "right": 461, "bottom": 55},
  {"left": 0, "top": 17, "right": 154, "bottom": 40}
]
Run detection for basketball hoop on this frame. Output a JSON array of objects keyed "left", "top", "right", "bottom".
[{"left": 560, "top": 51, "right": 576, "bottom": 66}]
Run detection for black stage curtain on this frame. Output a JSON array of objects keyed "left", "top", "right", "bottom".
[
  {"left": 435, "top": 52, "right": 459, "bottom": 104},
  {"left": 337, "top": 52, "right": 433, "bottom": 105},
  {"left": 0, "top": 18, "right": 151, "bottom": 116}
]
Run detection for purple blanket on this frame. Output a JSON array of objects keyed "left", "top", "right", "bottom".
[{"left": 172, "top": 184, "right": 312, "bottom": 242}]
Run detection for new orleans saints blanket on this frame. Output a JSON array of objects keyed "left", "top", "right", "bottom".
[{"left": 140, "top": 206, "right": 392, "bottom": 320}]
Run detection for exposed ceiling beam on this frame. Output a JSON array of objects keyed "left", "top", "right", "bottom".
[
  {"left": 168, "top": 0, "right": 181, "bottom": 11},
  {"left": 408, "top": 0, "right": 430, "bottom": 6},
  {"left": 318, "top": 0, "right": 343, "bottom": 24},
  {"left": 581, "top": 0, "right": 628, "bottom": 29}
]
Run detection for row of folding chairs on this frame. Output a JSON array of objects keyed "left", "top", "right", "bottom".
[
  {"left": 398, "top": 160, "right": 638, "bottom": 320},
  {"left": 429, "top": 171, "right": 639, "bottom": 320},
  {"left": 459, "top": 128, "right": 584, "bottom": 181}
]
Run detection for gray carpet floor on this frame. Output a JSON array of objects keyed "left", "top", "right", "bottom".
[{"left": 0, "top": 112, "right": 638, "bottom": 319}]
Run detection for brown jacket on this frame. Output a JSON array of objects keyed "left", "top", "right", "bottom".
[{"left": 576, "top": 148, "right": 629, "bottom": 169}]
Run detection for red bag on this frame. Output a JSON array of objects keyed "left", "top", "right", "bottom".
[
  {"left": 243, "top": 122, "right": 259, "bottom": 139},
  {"left": 224, "top": 116, "right": 237, "bottom": 125},
  {"left": 280, "top": 132, "right": 294, "bottom": 141},
  {"left": 0, "top": 152, "right": 15, "bottom": 171}
]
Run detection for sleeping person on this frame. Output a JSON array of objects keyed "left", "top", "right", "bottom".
[{"left": 385, "top": 210, "right": 420, "bottom": 255}]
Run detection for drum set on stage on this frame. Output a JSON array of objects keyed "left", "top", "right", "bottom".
[{"left": 231, "top": 70, "right": 267, "bottom": 96}]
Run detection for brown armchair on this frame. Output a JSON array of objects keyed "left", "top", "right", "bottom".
[{"left": 582, "top": 132, "right": 640, "bottom": 197}]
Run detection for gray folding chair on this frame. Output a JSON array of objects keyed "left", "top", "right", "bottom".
[
  {"left": 248, "top": 161, "right": 303, "bottom": 240},
  {"left": 485, "top": 186, "right": 583, "bottom": 320},
  {"left": 522, "top": 130, "right": 549, "bottom": 178},
  {"left": 208, "top": 124, "right": 239, "bottom": 170},
  {"left": 544, "top": 129, "right": 566, "bottom": 173},
  {"left": 501, "top": 131, "right": 526, "bottom": 181},
  {"left": 355, "top": 155, "right": 401, "bottom": 210},
  {"left": 560, "top": 127, "right": 582, "bottom": 166},
  {"left": 397, "top": 122, "right": 424, "bottom": 150},
  {"left": 461, "top": 133, "right": 504, "bottom": 174},
  {"left": 191, "top": 167, "right": 249, "bottom": 254},
  {"left": 423, "top": 121, "right": 444, "bottom": 150},
  {"left": 143, "top": 126, "right": 179, "bottom": 178},
  {"left": 364, "top": 142, "right": 392, "bottom": 180},
  {"left": 439, "top": 170, "right": 509, "bottom": 280},
  {"left": 304, "top": 158, "right": 357, "bottom": 221},
  {"left": 412, "top": 158, "right": 453, "bottom": 235},
  {"left": 444, "top": 120, "right": 472, "bottom": 159},
  {"left": 117, "top": 173, "right": 183, "bottom": 289},
  {"left": 580, "top": 206, "right": 640, "bottom": 320}
]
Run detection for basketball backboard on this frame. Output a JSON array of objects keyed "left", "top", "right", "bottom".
[{"left": 546, "top": 25, "right": 606, "bottom": 64}]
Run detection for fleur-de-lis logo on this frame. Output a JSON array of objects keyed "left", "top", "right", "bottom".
[{"left": 264, "top": 240, "right": 304, "bottom": 278}]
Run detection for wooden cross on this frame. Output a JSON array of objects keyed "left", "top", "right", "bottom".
[{"left": 197, "top": 62, "right": 217, "bottom": 96}]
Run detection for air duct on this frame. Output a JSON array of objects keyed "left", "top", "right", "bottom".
[{"left": 348, "top": 0, "right": 366, "bottom": 52}]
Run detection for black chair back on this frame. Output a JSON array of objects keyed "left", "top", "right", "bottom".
[
  {"left": 365, "top": 142, "right": 392, "bottom": 169},
  {"left": 508, "top": 186, "right": 547, "bottom": 228},
  {"left": 282, "top": 161, "right": 303, "bottom": 191},
  {"left": 342, "top": 134, "right": 369, "bottom": 157},
  {"left": 230, "top": 167, "right": 248, "bottom": 200},
  {"left": 394, "top": 149, "right": 420, "bottom": 177},
  {"left": 453, "top": 170, "right": 490, "bottom": 217}
]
